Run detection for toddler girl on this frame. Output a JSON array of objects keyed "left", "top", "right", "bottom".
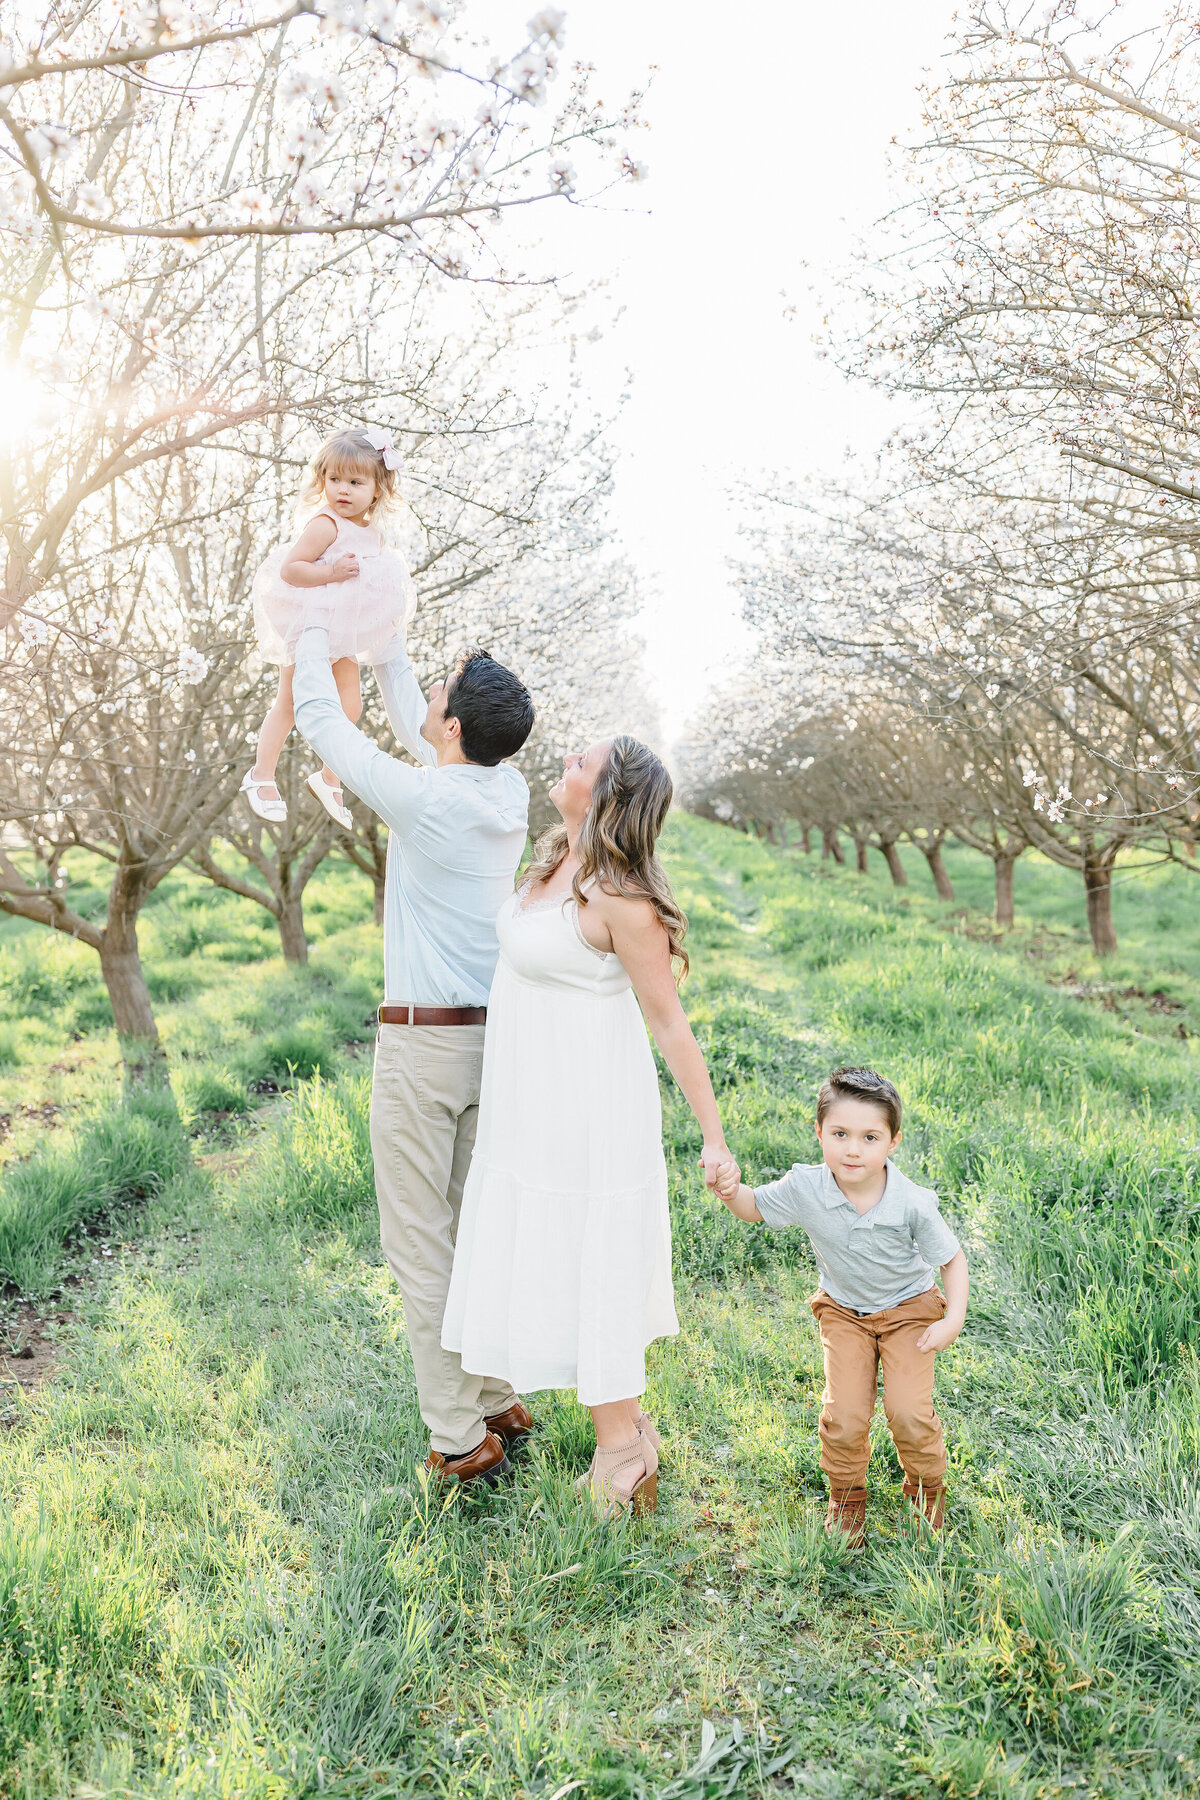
[{"left": 242, "top": 426, "right": 417, "bottom": 829}]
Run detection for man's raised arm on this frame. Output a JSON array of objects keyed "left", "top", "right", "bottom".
[
  {"left": 292, "top": 630, "right": 429, "bottom": 833},
  {"left": 370, "top": 639, "right": 436, "bottom": 769}
]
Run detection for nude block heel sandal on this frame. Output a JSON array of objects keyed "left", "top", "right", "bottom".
[
  {"left": 635, "top": 1410, "right": 660, "bottom": 1453},
  {"left": 583, "top": 1428, "right": 659, "bottom": 1520}
]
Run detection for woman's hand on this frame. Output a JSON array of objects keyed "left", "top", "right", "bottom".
[
  {"left": 327, "top": 552, "right": 359, "bottom": 584},
  {"left": 698, "top": 1142, "right": 736, "bottom": 1190}
]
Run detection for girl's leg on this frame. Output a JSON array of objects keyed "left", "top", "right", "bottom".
[
  {"left": 250, "top": 667, "right": 295, "bottom": 803},
  {"left": 319, "top": 659, "right": 362, "bottom": 788}
]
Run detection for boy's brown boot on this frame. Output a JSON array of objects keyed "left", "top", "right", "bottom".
[
  {"left": 903, "top": 1479, "right": 945, "bottom": 1531},
  {"left": 825, "top": 1486, "right": 866, "bottom": 1549}
]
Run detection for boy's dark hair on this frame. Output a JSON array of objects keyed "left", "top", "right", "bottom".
[
  {"left": 444, "top": 650, "right": 535, "bottom": 766},
  {"left": 816, "top": 1066, "right": 902, "bottom": 1137}
]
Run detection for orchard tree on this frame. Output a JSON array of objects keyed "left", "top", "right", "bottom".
[{"left": 0, "top": 0, "right": 649, "bottom": 630}]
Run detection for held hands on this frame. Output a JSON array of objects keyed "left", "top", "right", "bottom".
[
  {"left": 698, "top": 1144, "right": 737, "bottom": 1188},
  {"left": 698, "top": 1143, "right": 739, "bottom": 1192},
  {"left": 713, "top": 1159, "right": 742, "bottom": 1201},
  {"left": 326, "top": 552, "right": 359, "bottom": 584}
]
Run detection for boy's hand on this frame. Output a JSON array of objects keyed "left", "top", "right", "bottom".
[{"left": 916, "top": 1318, "right": 962, "bottom": 1354}]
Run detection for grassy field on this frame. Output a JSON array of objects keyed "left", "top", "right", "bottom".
[{"left": 2, "top": 822, "right": 1199, "bottom": 1799}]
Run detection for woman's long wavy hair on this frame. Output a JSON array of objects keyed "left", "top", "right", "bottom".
[{"left": 525, "top": 735, "right": 689, "bottom": 977}]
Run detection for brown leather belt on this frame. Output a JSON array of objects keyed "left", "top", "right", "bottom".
[{"left": 378, "top": 1004, "right": 487, "bottom": 1027}]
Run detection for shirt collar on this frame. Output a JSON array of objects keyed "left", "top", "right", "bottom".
[{"left": 822, "top": 1159, "right": 909, "bottom": 1222}]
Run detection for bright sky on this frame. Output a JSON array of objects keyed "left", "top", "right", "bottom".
[{"left": 476, "top": 0, "right": 959, "bottom": 737}]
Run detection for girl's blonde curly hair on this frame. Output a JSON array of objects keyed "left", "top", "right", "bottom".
[{"left": 298, "top": 427, "right": 401, "bottom": 523}]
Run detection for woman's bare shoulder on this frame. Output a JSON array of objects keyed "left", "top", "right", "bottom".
[{"left": 590, "top": 884, "right": 662, "bottom": 932}]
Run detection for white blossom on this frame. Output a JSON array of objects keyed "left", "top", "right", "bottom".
[
  {"left": 527, "top": 7, "right": 566, "bottom": 41},
  {"left": 234, "top": 189, "right": 274, "bottom": 225},
  {"left": 547, "top": 155, "right": 575, "bottom": 193},
  {"left": 176, "top": 646, "right": 210, "bottom": 685},
  {"left": 85, "top": 610, "right": 117, "bottom": 645},
  {"left": 74, "top": 183, "right": 110, "bottom": 219},
  {"left": 27, "top": 123, "right": 76, "bottom": 165},
  {"left": 18, "top": 614, "right": 48, "bottom": 648}
]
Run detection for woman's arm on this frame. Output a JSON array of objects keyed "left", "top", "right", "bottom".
[
  {"left": 602, "top": 893, "right": 731, "bottom": 1185},
  {"left": 280, "top": 516, "right": 355, "bottom": 588},
  {"left": 916, "top": 1249, "right": 970, "bottom": 1353}
]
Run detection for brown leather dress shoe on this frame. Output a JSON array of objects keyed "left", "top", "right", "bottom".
[
  {"left": 903, "top": 1478, "right": 946, "bottom": 1531},
  {"left": 825, "top": 1486, "right": 867, "bottom": 1549},
  {"left": 424, "top": 1429, "right": 512, "bottom": 1491},
  {"left": 485, "top": 1400, "right": 537, "bottom": 1458}
]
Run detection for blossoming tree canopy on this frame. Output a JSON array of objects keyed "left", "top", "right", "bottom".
[{"left": 0, "top": 0, "right": 647, "bottom": 248}]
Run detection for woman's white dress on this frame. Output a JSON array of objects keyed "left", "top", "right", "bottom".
[
  {"left": 441, "top": 884, "right": 679, "bottom": 1405},
  {"left": 252, "top": 508, "right": 417, "bottom": 666}
]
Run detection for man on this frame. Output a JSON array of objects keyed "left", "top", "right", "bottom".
[{"left": 292, "top": 625, "right": 537, "bottom": 1488}]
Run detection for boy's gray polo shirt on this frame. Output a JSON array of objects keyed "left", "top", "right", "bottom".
[{"left": 753, "top": 1160, "right": 961, "bottom": 1313}]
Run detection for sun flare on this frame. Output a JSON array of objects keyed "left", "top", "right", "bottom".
[{"left": 0, "top": 363, "right": 53, "bottom": 455}]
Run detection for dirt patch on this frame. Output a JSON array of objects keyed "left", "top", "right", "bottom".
[
  {"left": 0, "top": 1098, "right": 61, "bottom": 1145},
  {"left": 1, "top": 1304, "right": 70, "bottom": 1406},
  {"left": 1053, "top": 973, "right": 1185, "bottom": 1014}
]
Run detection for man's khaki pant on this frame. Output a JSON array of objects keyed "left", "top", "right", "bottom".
[
  {"left": 810, "top": 1286, "right": 947, "bottom": 1490},
  {"left": 370, "top": 1023, "right": 517, "bottom": 1456}
]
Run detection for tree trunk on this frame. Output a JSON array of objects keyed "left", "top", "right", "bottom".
[
  {"left": 372, "top": 869, "right": 386, "bottom": 927},
  {"left": 994, "top": 854, "right": 1016, "bottom": 928},
  {"left": 277, "top": 889, "right": 309, "bottom": 964},
  {"left": 800, "top": 827, "right": 812, "bottom": 855},
  {"left": 880, "top": 840, "right": 907, "bottom": 887},
  {"left": 821, "top": 828, "right": 845, "bottom": 865},
  {"left": 922, "top": 844, "right": 955, "bottom": 901},
  {"left": 1084, "top": 859, "right": 1118, "bottom": 957},
  {"left": 99, "top": 876, "right": 168, "bottom": 1089},
  {"left": 855, "top": 838, "right": 869, "bottom": 874}
]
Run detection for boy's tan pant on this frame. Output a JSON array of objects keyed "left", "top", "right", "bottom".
[
  {"left": 370, "top": 1023, "right": 518, "bottom": 1457},
  {"left": 810, "top": 1286, "right": 947, "bottom": 1490}
]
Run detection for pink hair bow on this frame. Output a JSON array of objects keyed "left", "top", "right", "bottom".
[{"left": 363, "top": 425, "right": 401, "bottom": 472}]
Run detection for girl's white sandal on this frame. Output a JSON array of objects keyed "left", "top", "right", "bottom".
[
  {"left": 241, "top": 771, "right": 287, "bottom": 823},
  {"left": 306, "top": 769, "right": 353, "bottom": 830}
]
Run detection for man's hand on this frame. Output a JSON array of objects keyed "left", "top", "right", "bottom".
[
  {"left": 916, "top": 1317, "right": 962, "bottom": 1354},
  {"left": 698, "top": 1142, "right": 735, "bottom": 1190}
]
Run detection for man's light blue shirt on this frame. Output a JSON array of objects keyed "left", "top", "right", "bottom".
[
  {"left": 292, "top": 629, "right": 529, "bottom": 1007},
  {"left": 753, "top": 1159, "right": 961, "bottom": 1313}
]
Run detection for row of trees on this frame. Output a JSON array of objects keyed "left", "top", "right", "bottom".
[
  {"left": 681, "top": 1, "right": 1200, "bottom": 957},
  {"left": 0, "top": 0, "right": 655, "bottom": 1082}
]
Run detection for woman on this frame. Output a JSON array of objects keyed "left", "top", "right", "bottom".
[{"left": 441, "top": 735, "right": 738, "bottom": 1517}]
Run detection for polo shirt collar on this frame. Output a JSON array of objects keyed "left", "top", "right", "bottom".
[{"left": 821, "top": 1159, "right": 909, "bottom": 1222}]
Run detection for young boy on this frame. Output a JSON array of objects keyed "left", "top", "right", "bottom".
[{"left": 714, "top": 1066, "right": 968, "bottom": 1546}]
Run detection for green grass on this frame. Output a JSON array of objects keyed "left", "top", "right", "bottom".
[{"left": 2, "top": 821, "right": 1200, "bottom": 1796}]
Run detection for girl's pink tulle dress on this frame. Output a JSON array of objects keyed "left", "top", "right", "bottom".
[{"left": 252, "top": 507, "right": 418, "bottom": 667}]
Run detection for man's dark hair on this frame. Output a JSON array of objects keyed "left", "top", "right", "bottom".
[
  {"left": 816, "top": 1066, "right": 902, "bottom": 1137},
  {"left": 444, "top": 650, "right": 535, "bottom": 766}
]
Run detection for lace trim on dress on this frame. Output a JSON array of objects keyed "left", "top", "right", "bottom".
[
  {"left": 514, "top": 880, "right": 611, "bottom": 958},
  {"left": 570, "top": 897, "right": 611, "bottom": 961},
  {"left": 514, "top": 880, "right": 568, "bottom": 918}
]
